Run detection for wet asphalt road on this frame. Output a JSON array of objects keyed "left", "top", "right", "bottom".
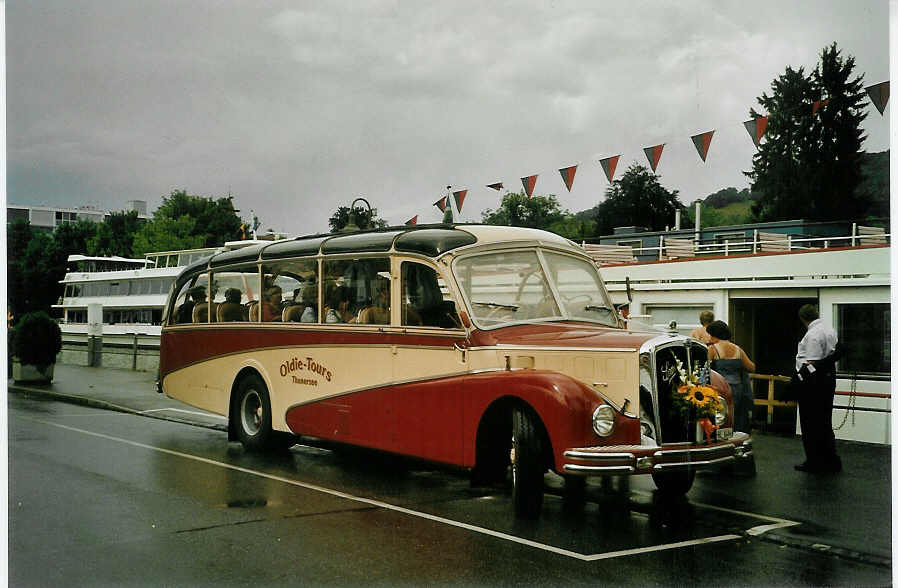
[{"left": 9, "top": 393, "right": 892, "bottom": 587}]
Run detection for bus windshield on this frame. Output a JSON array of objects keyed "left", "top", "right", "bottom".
[{"left": 453, "top": 249, "right": 619, "bottom": 328}]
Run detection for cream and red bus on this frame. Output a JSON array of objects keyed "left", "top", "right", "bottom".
[{"left": 159, "top": 224, "right": 752, "bottom": 517}]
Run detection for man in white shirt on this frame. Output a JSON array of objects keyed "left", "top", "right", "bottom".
[{"left": 793, "top": 304, "right": 842, "bottom": 473}]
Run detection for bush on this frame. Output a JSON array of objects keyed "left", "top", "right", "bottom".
[{"left": 12, "top": 312, "right": 62, "bottom": 369}]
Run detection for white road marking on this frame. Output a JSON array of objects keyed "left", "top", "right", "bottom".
[
  {"left": 25, "top": 416, "right": 797, "bottom": 562},
  {"left": 139, "top": 408, "right": 227, "bottom": 420}
]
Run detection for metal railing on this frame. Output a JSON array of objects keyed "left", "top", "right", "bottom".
[{"left": 609, "top": 223, "right": 889, "bottom": 262}]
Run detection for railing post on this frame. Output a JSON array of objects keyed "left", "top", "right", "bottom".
[
  {"left": 658, "top": 235, "right": 664, "bottom": 260},
  {"left": 132, "top": 333, "right": 138, "bottom": 370},
  {"left": 851, "top": 222, "right": 857, "bottom": 247},
  {"left": 767, "top": 379, "right": 776, "bottom": 425},
  {"left": 753, "top": 229, "right": 759, "bottom": 254}
]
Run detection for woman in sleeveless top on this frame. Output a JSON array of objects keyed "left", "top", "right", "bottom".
[{"left": 706, "top": 320, "right": 756, "bottom": 434}]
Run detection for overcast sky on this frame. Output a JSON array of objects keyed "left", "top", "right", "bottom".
[{"left": 7, "top": 0, "right": 891, "bottom": 236}]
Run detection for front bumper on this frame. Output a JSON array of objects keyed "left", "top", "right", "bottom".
[{"left": 562, "top": 432, "right": 752, "bottom": 475}]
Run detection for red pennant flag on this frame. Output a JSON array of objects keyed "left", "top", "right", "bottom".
[
  {"left": 690, "top": 130, "right": 715, "bottom": 162},
  {"left": 486, "top": 182, "right": 504, "bottom": 191},
  {"left": 405, "top": 215, "right": 418, "bottom": 226},
  {"left": 866, "top": 81, "right": 890, "bottom": 115},
  {"left": 643, "top": 144, "right": 664, "bottom": 172},
  {"left": 521, "top": 174, "right": 538, "bottom": 197},
  {"left": 812, "top": 99, "right": 829, "bottom": 115},
  {"left": 452, "top": 189, "right": 467, "bottom": 212},
  {"left": 599, "top": 155, "right": 620, "bottom": 183},
  {"left": 433, "top": 196, "right": 448, "bottom": 213},
  {"left": 743, "top": 116, "right": 768, "bottom": 147},
  {"left": 558, "top": 165, "right": 578, "bottom": 192}
]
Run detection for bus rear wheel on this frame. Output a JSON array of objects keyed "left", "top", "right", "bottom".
[{"left": 234, "top": 374, "right": 291, "bottom": 452}]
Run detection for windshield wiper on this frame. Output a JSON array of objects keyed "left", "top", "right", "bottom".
[
  {"left": 583, "top": 305, "right": 610, "bottom": 313},
  {"left": 473, "top": 301, "right": 519, "bottom": 311}
]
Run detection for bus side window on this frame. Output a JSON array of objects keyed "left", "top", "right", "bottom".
[
  {"left": 210, "top": 266, "right": 257, "bottom": 322},
  {"left": 401, "top": 262, "right": 461, "bottom": 328},
  {"left": 170, "top": 276, "right": 205, "bottom": 325}
]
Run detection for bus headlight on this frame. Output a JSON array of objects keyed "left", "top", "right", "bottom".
[
  {"left": 593, "top": 404, "right": 616, "bottom": 437},
  {"left": 715, "top": 400, "right": 728, "bottom": 427}
]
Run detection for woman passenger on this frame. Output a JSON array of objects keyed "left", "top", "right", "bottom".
[{"left": 707, "top": 320, "right": 755, "bottom": 434}]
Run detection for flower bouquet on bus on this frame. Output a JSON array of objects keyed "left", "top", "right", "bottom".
[{"left": 670, "top": 358, "right": 723, "bottom": 444}]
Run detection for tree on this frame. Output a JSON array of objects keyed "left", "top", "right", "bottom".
[
  {"left": 132, "top": 216, "right": 207, "bottom": 257},
  {"left": 8, "top": 219, "right": 36, "bottom": 317},
  {"left": 590, "top": 164, "right": 686, "bottom": 234},
  {"left": 748, "top": 43, "right": 868, "bottom": 222},
  {"left": 327, "top": 205, "right": 389, "bottom": 233},
  {"left": 87, "top": 210, "right": 140, "bottom": 257},
  {"left": 481, "top": 192, "right": 567, "bottom": 230},
  {"left": 153, "top": 189, "right": 245, "bottom": 248}
]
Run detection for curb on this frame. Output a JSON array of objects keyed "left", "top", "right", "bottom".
[{"left": 8, "top": 383, "right": 227, "bottom": 433}]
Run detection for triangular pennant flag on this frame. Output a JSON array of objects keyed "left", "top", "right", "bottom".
[
  {"left": 643, "top": 144, "right": 664, "bottom": 172},
  {"left": 433, "top": 196, "right": 447, "bottom": 213},
  {"left": 866, "top": 81, "right": 890, "bottom": 115},
  {"left": 812, "top": 99, "right": 829, "bottom": 115},
  {"left": 452, "top": 189, "right": 467, "bottom": 212},
  {"left": 690, "top": 130, "right": 715, "bottom": 162},
  {"left": 599, "top": 155, "right": 620, "bottom": 183},
  {"left": 486, "top": 182, "right": 504, "bottom": 191},
  {"left": 743, "top": 116, "right": 768, "bottom": 147},
  {"left": 405, "top": 215, "right": 418, "bottom": 226},
  {"left": 521, "top": 174, "right": 538, "bottom": 197},
  {"left": 558, "top": 165, "right": 578, "bottom": 192}
]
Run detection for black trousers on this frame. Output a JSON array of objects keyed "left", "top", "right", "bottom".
[{"left": 797, "top": 370, "right": 839, "bottom": 467}]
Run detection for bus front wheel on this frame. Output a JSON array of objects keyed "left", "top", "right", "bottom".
[
  {"left": 233, "top": 374, "right": 286, "bottom": 452},
  {"left": 511, "top": 407, "right": 546, "bottom": 518}
]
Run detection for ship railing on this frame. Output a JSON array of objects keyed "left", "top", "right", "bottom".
[
  {"left": 749, "top": 372, "right": 891, "bottom": 429},
  {"left": 611, "top": 224, "right": 889, "bottom": 262}
]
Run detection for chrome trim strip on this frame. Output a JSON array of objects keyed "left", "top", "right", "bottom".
[
  {"left": 563, "top": 450, "right": 635, "bottom": 460},
  {"left": 563, "top": 464, "right": 635, "bottom": 475},
  {"left": 652, "top": 455, "right": 735, "bottom": 471},
  {"left": 654, "top": 444, "right": 736, "bottom": 458},
  {"left": 467, "top": 345, "right": 637, "bottom": 353}
]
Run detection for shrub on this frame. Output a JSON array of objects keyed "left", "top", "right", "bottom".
[{"left": 12, "top": 312, "right": 62, "bottom": 369}]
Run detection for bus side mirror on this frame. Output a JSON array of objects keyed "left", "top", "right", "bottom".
[{"left": 459, "top": 311, "right": 472, "bottom": 329}]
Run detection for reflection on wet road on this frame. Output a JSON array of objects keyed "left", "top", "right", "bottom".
[{"left": 9, "top": 394, "right": 891, "bottom": 586}]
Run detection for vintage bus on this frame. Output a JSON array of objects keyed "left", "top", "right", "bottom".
[{"left": 159, "top": 224, "right": 752, "bottom": 517}]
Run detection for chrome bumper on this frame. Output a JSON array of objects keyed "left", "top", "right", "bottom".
[{"left": 562, "top": 433, "right": 752, "bottom": 475}]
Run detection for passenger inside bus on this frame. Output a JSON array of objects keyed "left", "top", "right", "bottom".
[
  {"left": 176, "top": 286, "right": 206, "bottom": 324},
  {"left": 284, "top": 284, "right": 317, "bottom": 322},
  {"left": 358, "top": 280, "right": 390, "bottom": 325},
  {"left": 324, "top": 285, "right": 356, "bottom": 323},
  {"left": 260, "top": 285, "right": 283, "bottom": 322},
  {"left": 217, "top": 288, "right": 245, "bottom": 322}
]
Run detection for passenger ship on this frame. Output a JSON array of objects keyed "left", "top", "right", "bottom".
[
  {"left": 55, "top": 241, "right": 273, "bottom": 336},
  {"left": 587, "top": 220, "right": 890, "bottom": 445}
]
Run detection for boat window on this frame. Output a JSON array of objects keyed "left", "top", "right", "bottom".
[
  {"left": 322, "top": 258, "right": 390, "bottom": 325},
  {"left": 266, "top": 259, "right": 319, "bottom": 323},
  {"left": 542, "top": 251, "right": 617, "bottom": 327},
  {"left": 400, "top": 262, "right": 460, "bottom": 328},
  {"left": 210, "top": 266, "right": 257, "bottom": 322},
  {"left": 837, "top": 303, "right": 890, "bottom": 376}
]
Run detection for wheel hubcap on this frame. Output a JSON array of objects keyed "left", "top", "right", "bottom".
[{"left": 241, "top": 389, "right": 263, "bottom": 436}]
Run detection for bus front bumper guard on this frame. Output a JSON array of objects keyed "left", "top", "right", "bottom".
[{"left": 562, "top": 433, "right": 752, "bottom": 475}]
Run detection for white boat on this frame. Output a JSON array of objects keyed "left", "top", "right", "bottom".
[
  {"left": 590, "top": 220, "right": 890, "bottom": 445},
  {"left": 55, "top": 241, "right": 275, "bottom": 337}
]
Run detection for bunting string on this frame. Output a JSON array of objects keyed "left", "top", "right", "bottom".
[{"left": 405, "top": 79, "right": 888, "bottom": 223}]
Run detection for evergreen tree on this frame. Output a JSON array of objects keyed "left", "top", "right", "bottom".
[{"left": 748, "top": 43, "right": 868, "bottom": 221}]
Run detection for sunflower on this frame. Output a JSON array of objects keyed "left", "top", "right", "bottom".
[{"left": 677, "top": 384, "right": 722, "bottom": 416}]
